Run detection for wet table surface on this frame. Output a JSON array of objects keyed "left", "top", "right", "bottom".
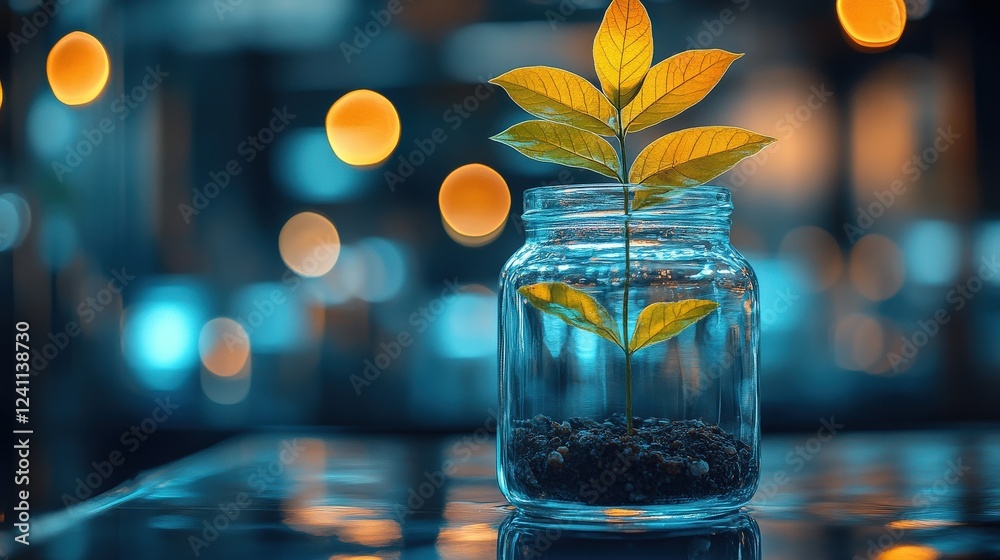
[{"left": 3, "top": 429, "right": 1000, "bottom": 559}]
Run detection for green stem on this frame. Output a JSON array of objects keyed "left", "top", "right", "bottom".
[{"left": 616, "top": 120, "right": 634, "bottom": 437}]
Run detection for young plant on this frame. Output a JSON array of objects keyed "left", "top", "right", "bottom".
[{"left": 491, "top": 0, "right": 774, "bottom": 436}]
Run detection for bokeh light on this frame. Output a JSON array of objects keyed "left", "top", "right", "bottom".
[
  {"left": 199, "top": 318, "right": 251, "bottom": 377},
  {"left": 850, "top": 234, "right": 905, "bottom": 301},
  {"left": 903, "top": 221, "right": 961, "bottom": 286},
  {"left": 201, "top": 357, "right": 252, "bottom": 406},
  {"left": 439, "top": 163, "right": 511, "bottom": 238},
  {"left": 778, "top": 226, "right": 843, "bottom": 291},
  {"left": 443, "top": 218, "right": 505, "bottom": 248},
  {"left": 46, "top": 31, "right": 110, "bottom": 106},
  {"left": 0, "top": 193, "right": 31, "bottom": 252},
  {"left": 274, "top": 128, "right": 369, "bottom": 202},
  {"left": 28, "top": 94, "right": 78, "bottom": 160},
  {"left": 355, "top": 238, "right": 407, "bottom": 302},
  {"left": 313, "top": 246, "right": 365, "bottom": 304},
  {"left": 837, "top": 0, "right": 906, "bottom": 49},
  {"left": 122, "top": 283, "right": 207, "bottom": 391},
  {"left": 876, "top": 544, "right": 940, "bottom": 560},
  {"left": 0, "top": 80, "right": 4, "bottom": 110},
  {"left": 976, "top": 221, "right": 1000, "bottom": 285},
  {"left": 232, "top": 283, "right": 307, "bottom": 353},
  {"left": 325, "top": 89, "right": 400, "bottom": 166},
  {"left": 279, "top": 212, "right": 341, "bottom": 278},
  {"left": 434, "top": 289, "right": 497, "bottom": 358},
  {"left": 834, "top": 313, "right": 886, "bottom": 371}
]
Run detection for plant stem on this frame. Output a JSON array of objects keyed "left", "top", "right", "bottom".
[{"left": 616, "top": 120, "right": 635, "bottom": 437}]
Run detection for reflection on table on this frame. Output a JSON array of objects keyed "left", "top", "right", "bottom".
[{"left": 2, "top": 430, "right": 999, "bottom": 559}]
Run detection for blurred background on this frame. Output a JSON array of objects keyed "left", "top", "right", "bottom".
[{"left": 0, "top": 0, "right": 997, "bottom": 512}]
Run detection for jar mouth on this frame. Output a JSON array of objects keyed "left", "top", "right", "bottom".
[{"left": 522, "top": 184, "right": 732, "bottom": 222}]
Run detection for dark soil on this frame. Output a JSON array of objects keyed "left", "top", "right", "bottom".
[{"left": 510, "top": 414, "right": 755, "bottom": 505}]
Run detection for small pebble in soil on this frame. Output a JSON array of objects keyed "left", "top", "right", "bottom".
[{"left": 509, "top": 413, "right": 755, "bottom": 505}]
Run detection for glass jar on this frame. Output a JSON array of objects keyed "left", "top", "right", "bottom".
[{"left": 497, "top": 185, "right": 760, "bottom": 522}]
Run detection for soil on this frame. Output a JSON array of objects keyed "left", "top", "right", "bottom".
[{"left": 510, "top": 413, "right": 755, "bottom": 505}]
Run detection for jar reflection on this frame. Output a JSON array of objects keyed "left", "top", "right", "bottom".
[{"left": 497, "top": 512, "right": 761, "bottom": 560}]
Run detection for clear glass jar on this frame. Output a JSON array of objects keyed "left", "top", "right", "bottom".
[{"left": 497, "top": 185, "right": 760, "bottom": 522}]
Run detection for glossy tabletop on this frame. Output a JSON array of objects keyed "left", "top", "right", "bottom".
[{"left": 3, "top": 429, "right": 999, "bottom": 559}]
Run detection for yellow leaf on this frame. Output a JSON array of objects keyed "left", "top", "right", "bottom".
[
  {"left": 491, "top": 121, "right": 621, "bottom": 180},
  {"left": 622, "top": 50, "right": 743, "bottom": 133},
  {"left": 629, "top": 299, "right": 718, "bottom": 353},
  {"left": 593, "top": 0, "right": 654, "bottom": 110},
  {"left": 491, "top": 66, "right": 617, "bottom": 137},
  {"left": 630, "top": 186, "right": 683, "bottom": 211},
  {"left": 519, "top": 282, "right": 622, "bottom": 347},
  {"left": 629, "top": 126, "right": 776, "bottom": 194}
]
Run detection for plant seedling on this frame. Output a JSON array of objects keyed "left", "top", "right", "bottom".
[{"left": 491, "top": 0, "right": 774, "bottom": 436}]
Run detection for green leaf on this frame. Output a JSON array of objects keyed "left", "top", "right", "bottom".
[
  {"left": 492, "top": 121, "right": 621, "bottom": 180},
  {"left": 629, "top": 299, "right": 718, "bottom": 353},
  {"left": 622, "top": 50, "right": 743, "bottom": 133},
  {"left": 629, "top": 126, "right": 776, "bottom": 188},
  {"left": 593, "top": 0, "right": 654, "bottom": 109},
  {"left": 519, "top": 282, "right": 622, "bottom": 347},
  {"left": 491, "top": 66, "right": 618, "bottom": 137}
]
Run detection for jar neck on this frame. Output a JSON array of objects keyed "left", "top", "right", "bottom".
[{"left": 522, "top": 185, "right": 733, "bottom": 245}]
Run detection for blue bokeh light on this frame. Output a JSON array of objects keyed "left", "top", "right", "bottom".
[
  {"left": 975, "top": 221, "right": 1000, "bottom": 285},
  {"left": 123, "top": 283, "right": 207, "bottom": 391},
  {"left": 434, "top": 291, "right": 497, "bottom": 358},
  {"left": 27, "top": 93, "right": 78, "bottom": 161},
  {"left": 232, "top": 283, "right": 306, "bottom": 353},
  {"left": 356, "top": 238, "right": 407, "bottom": 303},
  {"left": 274, "top": 128, "right": 368, "bottom": 203},
  {"left": 904, "top": 220, "right": 962, "bottom": 285}
]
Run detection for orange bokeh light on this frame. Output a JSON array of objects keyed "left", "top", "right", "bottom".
[
  {"left": 279, "top": 212, "right": 341, "bottom": 278},
  {"left": 876, "top": 545, "right": 940, "bottom": 560},
  {"left": 439, "top": 163, "right": 511, "bottom": 239},
  {"left": 325, "top": 89, "right": 401, "bottom": 166},
  {"left": 837, "top": 0, "right": 906, "bottom": 49},
  {"left": 47, "top": 31, "right": 110, "bottom": 106},
  {"left": 849, "top": 234, "right": 905, "bottom": 301},
  {"left": 199, "top": 318, "right": 250, "bottom": 377}
]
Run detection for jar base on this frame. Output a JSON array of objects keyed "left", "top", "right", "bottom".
[{"left": 503, "top": 495, "right": 750, "bottom": 526}]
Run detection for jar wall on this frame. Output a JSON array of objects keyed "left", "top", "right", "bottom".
[{"left": 497, "top": 186, "right": 760, "bottom": 522}]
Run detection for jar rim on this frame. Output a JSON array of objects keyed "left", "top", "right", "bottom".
[{"left": 522, "top": 184, "right": 733, "bottom": 222}]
